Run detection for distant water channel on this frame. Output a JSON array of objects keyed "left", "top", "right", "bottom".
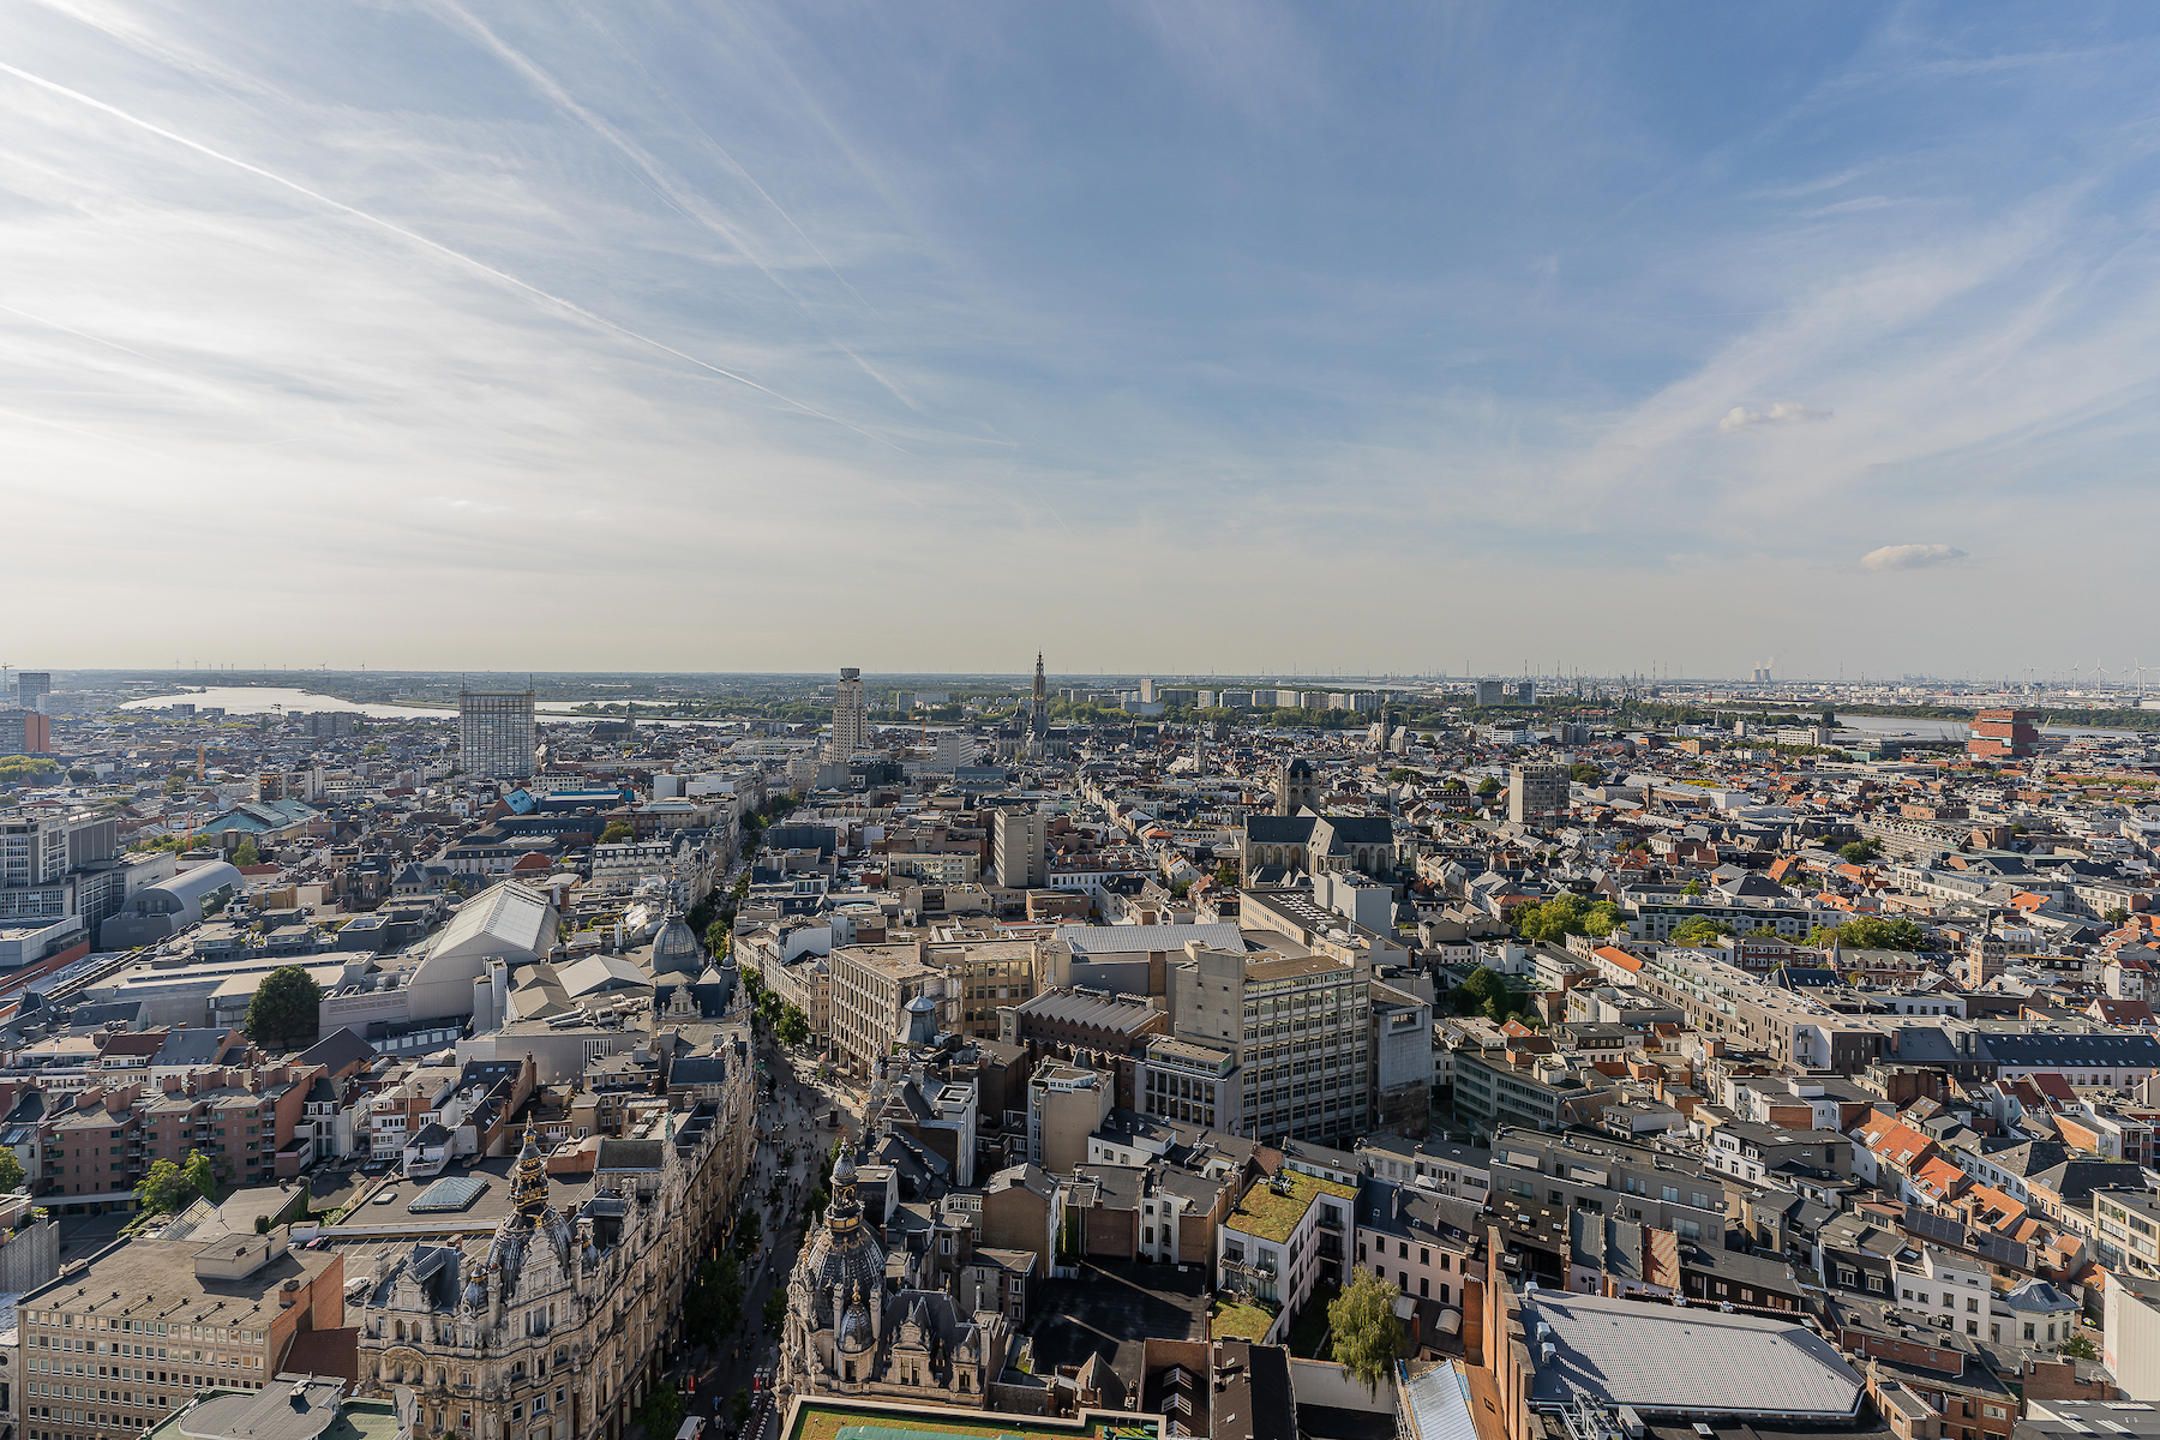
[{"left": 120, "top": 685, "right": 739, "bottom": 728}]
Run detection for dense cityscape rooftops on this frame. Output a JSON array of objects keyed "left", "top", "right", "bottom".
[{"left": 4, "top": 665, "right": 2160, "bottom": 1440}]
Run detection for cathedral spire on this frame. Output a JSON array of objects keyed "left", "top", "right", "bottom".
[{"left": 1028, "top": 652, "right": 1049, "bottom": 746}]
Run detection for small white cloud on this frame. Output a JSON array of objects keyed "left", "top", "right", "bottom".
[
  {"left": 1719, "top": 401, "right": 1831, "bottom": 432},
  {"left": 1861, "top": 543, "right": 1968, "bottom": 572}
]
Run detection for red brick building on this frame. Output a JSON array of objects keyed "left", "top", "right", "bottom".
[
  {"left": 1968, "top": 708, "right": 2039, "bottom": 760},
  {"left": 37, "top": 1061, "right": 325, "bottom": 1206}
]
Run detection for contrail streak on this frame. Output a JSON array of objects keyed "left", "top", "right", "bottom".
[
  {"left": 427, "top": 0, "right": 789, "bottom": 295},
  {"left": 434, "top": 2, "right": 914, "bottom": 408},
  {"left": 0, "top": 300, "right": 157, "bottom": 362},
  {"left": 0, "top": 404, "right": 187, "bottom": 464},
  {"left": 0, "top": 58, "right": 901, "bottom": 450},
  {"left": 579, "top": 3, "right": 877, "bottom": 312}
]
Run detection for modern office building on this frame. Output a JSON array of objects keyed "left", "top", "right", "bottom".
[
  {"left": 921, "top": 934, "right": 1037, "bottom": 1037},
  {"left": 457, "top": 688, "right": 535, "bottom": 779},
  {"left": 991, "top": 807, "right": 1049, "bottom": 889},
  {"left": 14, "top": 672, "right": 51, "bottom": 712},
  {"left": 0, "top": 812, "right": 70, "bottom": 892},
  {"left": 1169, "top": 945, "right": 1371, "bottom": 1145},
  {"left": 16, "top": 1230, "right": 348, "bottom": 1440},
  {"left": 829, "top": 667, "right": 868, "bottom": 760},
  {"left": 0, "top": 708, "right": 52, "bottom": 757},
  {"left": 827, "top": 942, "right": 943, "bottom": 1076},
  {"left": 1968, "top": 707, "right": 2040, "bottom": 760},
  {"left": 1507, "top": 762, "right": 1570, "bottom": 825},
  {"left": 1473, "top": 679, "right": 1506, "bottom": 708},
  {"left": 0, "top": 809, "right": 135, "bottom": 966},
  {"left": 1137, "top": 1034, "right": 1242, "bottom": 1131}
]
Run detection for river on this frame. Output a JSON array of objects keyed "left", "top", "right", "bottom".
[
  {"left": 1795, "top": 712, "right": 2137, "bottom": 743},
  {"left": 119, "top": 685, "right": 742, "bottom": 728}
]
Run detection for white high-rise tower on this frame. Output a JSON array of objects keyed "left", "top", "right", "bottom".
[{"left": 830, "top": 667, "right": 868, "bottom": 760}]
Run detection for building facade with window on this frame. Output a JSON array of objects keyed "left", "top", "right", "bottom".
[
  {"left": 15, "top": 1231, "right": 345, "bottom": 1440},
  {"left": 351, "top": 1101, "right": 742, "bottom": 1440},
  {"left": 458, "top": 691, "right": 536, "bottom": 781}
]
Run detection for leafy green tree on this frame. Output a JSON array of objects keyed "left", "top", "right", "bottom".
[
  {"left": 231, "top": 837, "right": 261, "bottom": 867},
  {"left": 2103, "top": 907, "right": 2130, "bottom": 926},
  {"left": 0, "top": 757, "right": 62, "bottom": 786},
  {"left": 684, "top": 1252, "right": 744, "bottom": 1342},
  {"left": 2061, "top": 1333, "right": 2098, "bottom": 1361},
  {"left": 1805, "top": 916, "right": 1929, "bottom": 951},
  {"left": 245, "top": 965, "right": 323, "bottom": 1050},
  {"left": 1582, "top": 901, "right": 1623, "bottom": 938},
  {"left": 1387, "top": 767, "right": 1420, "bottom": 784},
  {"left": 1837, "top": 839, "right": 1881, "bottom": 864},
  {"left": 183, "top": 1150, "right": 219, "bottom": 1202},
  {"left": 1212, "top": 861, "right": 1239, "bottom": 888},
  {"left": 775, "top": 1006, "right": 810, "bottom": 1049},
  {"left": 1515, "top": 894, "right": 1586, "bottom": 945},
  {"left": 135, "top": 1149, "right": 217, "bottom": 1214},
  {"left": 599, "top": 819, "right": 635, "bottom": 845},
  {"left": 1669, "top": 916, "right": 1733, "bottom": 946},
  {"left": 733, "top": 1207, "right": 762, "bottom": 1257},
  {"left": 0, "top": 1148, "right": 25, "bottom": 1193},
  {"left": 135, "top": 1159, "right": 190, "bottom": 1214},
  {"left": 1327, "top": 1270, "right": 1402, "bottom": 1393},
  {"left": 1474, "top": 777, "right": 1500, "bottom": 799},
  {"left": 1569, "top": 762, "right": 1602, "bottom": 785},
  {"left": 163, "top": 773, "right": 189, "bottom": 796},
  {"left": 1681, "top": 879, "right": 1705, "bottom": 897},
  {"left": 1452, "top": 966, "right": 1532, "bottom": 1024},
  {"left": 634, "top": 1384, "right": 684, "bottom": 1440}
]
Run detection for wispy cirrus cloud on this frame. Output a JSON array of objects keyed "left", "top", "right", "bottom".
[
  {"left": 1718, "top": 401, "right": 1831, "bottom": 432},
  {"left": 4, "top": 2, "right": 2160, "bottom": 678},
  {"left": 1860, "top": 543, "right": 1968, "bottom": 572}
]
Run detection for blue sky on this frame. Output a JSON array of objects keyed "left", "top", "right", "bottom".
[{"left": 5, "top": 2, "right": 2158, "bottom": 677}]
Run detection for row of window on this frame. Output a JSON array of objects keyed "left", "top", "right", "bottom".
[
  {"left": 36, "top": 1319, "right": 265, "bottom": 1345},
  {"left": 1371, "top": 1265, "right": 1453, "bottom": 1303}
]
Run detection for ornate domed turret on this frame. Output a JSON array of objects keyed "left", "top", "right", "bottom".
[
  {"left": 651, "top": 903, "right": 702, "bottom": 979},
  {"left": 829, "top": 1153, "right": 861, "bottom": 1234},
  {"left": 837, "top": 1281, "right": 874, "bottom": 1354},
  {"left": 801, "top": 1150, "right": 883, "bottom": 1329},
  {"left": 511, "top": 1128, "right": 550, "bottom": 1221}
]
